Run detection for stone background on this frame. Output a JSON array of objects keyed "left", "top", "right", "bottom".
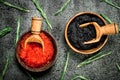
[{"left": 0, "top": 0, "right": 120, "bottom": 80}]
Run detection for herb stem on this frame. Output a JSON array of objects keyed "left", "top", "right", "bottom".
[
  {"left": 0, "top": 0, "right": 29, "bottom": 12},
  {"left": 59, "top": 50, "right": 70, "bottom": 80},
  {"left": 105, "top": 1, "right": 120, "bottom": 9},
  {"left": 85, "top": 52, "right": 103, "bottom": 61},
  {"left": 77, "top": 51, "right": 112, "bottom": 67},
  {"left": 100, "top": 13, "right": 112, "bottom": 23},
  {"left": 15, "top": 16, "right": 20, "bottom": 45},
  {"left": 0, "top": 54, "right": 10, "bottom": 80},
  {"left": 55, "top": 0, "right": 71, "bottom": 16},
  {"left": 71, "top": 75, "right": 90, "bottom": 80},
  {"left": 0, "top": 27, "right": 12, "bottom": 38},
  {"left": 32, "top": 0, "right": 52, "bottom": 30},
  {"left": 101, "top": 0, "right": 120, "bottom": 9},
  {"left": 116, "top": 63, "right": 120, "bottom": 71}
]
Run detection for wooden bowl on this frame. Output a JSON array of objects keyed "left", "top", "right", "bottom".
[
  {"left": 64, "top": 12, "right": 108, "bottom": 54},
  {"left": 16, "top": 31, "right": 58, "bottom": 72}
]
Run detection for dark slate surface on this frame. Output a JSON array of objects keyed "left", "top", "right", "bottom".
[{"left": 0, "top": 0, "right": 120, "bottom": 80}]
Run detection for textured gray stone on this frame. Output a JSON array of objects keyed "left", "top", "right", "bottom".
[{"left": 0, "top": 0, "right": 120, "bottom": 80}]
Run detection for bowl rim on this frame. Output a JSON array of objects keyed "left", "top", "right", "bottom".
[
  {"left": 64, "top": 12, "right": 108, "bottom": 54},
  {"left": 16, "top": 30, "right": 58, "bottom": 72}
]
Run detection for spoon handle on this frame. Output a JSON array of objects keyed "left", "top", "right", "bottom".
[
  {"left": 101, "top": 23, "right": 119, "bottom": 35},
  {"left": 31, "top": 17, "right": 42, "bottom": 34}
]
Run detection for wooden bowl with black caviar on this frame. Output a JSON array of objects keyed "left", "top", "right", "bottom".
[
  {"left": 16, "top": 31, "right": 58, "bottom": 72},
  {"left": 64, "top": 12, "right": 108, "bottom": 54}
]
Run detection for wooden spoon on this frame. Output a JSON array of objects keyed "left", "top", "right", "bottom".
[
  {"left": 24, "top": 17, "right": 44, "bottom": 52},
  {"left": 80, "top": 22, "right": 119, "bottom": 44}
]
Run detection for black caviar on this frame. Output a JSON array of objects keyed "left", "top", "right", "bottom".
[{"left": 67, "top": 13, "right": 107, "bottom": 50}]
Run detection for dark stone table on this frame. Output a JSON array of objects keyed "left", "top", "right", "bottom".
[{"left": 0, "top": 0, "right": 120, "bottom": 80}]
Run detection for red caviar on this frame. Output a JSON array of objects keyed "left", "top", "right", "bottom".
[{"left": 18, "top": 32, "right": 54, "bottom": 68}]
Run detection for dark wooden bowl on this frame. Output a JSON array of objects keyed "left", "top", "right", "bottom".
[
  {"left": 64, "top": 12, "right": 108, "bottom": 54},
  {"left": 16, "top": 31, "right": 58, "bottom": 72}
]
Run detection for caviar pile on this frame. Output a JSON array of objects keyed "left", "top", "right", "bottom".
[
  {"left": 18, "top": 31, "right": 54, "bottom": 68},
  {"left": 67, "top": 14, "right": 107, "bottom": 50}
]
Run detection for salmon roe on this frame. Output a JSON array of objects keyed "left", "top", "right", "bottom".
[{"left": 18, "top": 32, "right": 54, "bottom": 68}]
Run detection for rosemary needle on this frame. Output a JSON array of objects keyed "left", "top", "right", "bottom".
[
  {"left": 32, "top": 0, "right": 52, "bottom": 30},
  {"left": 0, "top": 0, "right": 29, "bottom": 12},
  {"left": 0, "top": 27, "right": 12, "bottom": 38},
  {"left": 55, "top": 0, "right": 71, "bottom": 16},
  {"left": 100, "top": 13, "right": 112, "bottom": 24},
  {"left": 116, "top": 63, "right": 120, "bottom": 71},
  {"left": 101, "top": 0, "right": 120, "bottom": 10},
  {"left": 0, "top": 54, "right": 10, "bottom": 80},
  {"left": 59, "top": 50, "right": 70, "bottom": 80},
  {"left": 15, "top": 16, "right": 20, "bottom": 45},
  {"left": 77, "top": 51, "right": 112, "bottom": 67},
  {"left": 71, "top": 75, "right": 90, "bottom": 80}
]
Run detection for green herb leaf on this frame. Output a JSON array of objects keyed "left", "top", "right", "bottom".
[
  {"left": 116, "top": 63, "right": 120, "bottom": 71},
  {"left": 55, "top": 0, "right": 71, "bottom": 16},
  {"left": 101, "top": 0, "right": 120, "bottom": 9},
  {"left": 0, "top": 54, "right": 10, "bottom": 80},
  {"left": 0, "top": 27, "right": 12, "bottom": 38},
  {"left": 15, "top": 16, "right": 20, "bottom": 45},
  {"left": 82, "top": 52, "right": 103, "bottom": 63},
  {"left": 71, "top": 75, "right": 90, "bottom": 80},
  {"left": 0, "top": 0, "right": 29, "bottom": 12},
  {"left": 77, "top": 51, "right": 112, "bottom": 67},
  {"left": 100, "top": 14, "right": 112, "bottom": 24},
  {"left": 32, "top": 0, "right": 52, "bottom": 30},
  {"left": 59, "top": 50, "right": 70, "bottom": 80}
]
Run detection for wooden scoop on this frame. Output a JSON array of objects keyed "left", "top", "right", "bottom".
[
  {"left": 24, "top": 17, "right": 44, "bottom": 52},
  {"left": 80, "top": 22, "right": 119, "bottom": 44}
]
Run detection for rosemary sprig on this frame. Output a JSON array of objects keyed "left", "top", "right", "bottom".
[
  {"left": 0, "top": 27, "right": 12, "bottom": 38},
  {"left": 71, "top": 75, "right": 90, "bottom": 80},
  {"left": 32, "top": 0, "right": 52, "bottom": 30},
  {"left": 101, "top": 0, "right": 120, "bottom": 9},
  {"left": 55, "top": 0, "right": 71, "bottom": 16},
  {"left": 0, "top": 54, "right": 10, "bottom": 80},
  {"left": 77, "top": 51, "right": 112, "bottom": 67},
  {"left": 100, "top": 13, "right": 112, "bottom": 24},
  {"left": 59, "top": 50, "right": 70, "bottom": 80},
  {"left": 15, "top": 16, "right": 20, "bottom": 45},
  {"left": 81, "top": 52, "right": 103, "bottom": 63},
  {"left": 0, "top": 0, "right": 29, "bottom": 12},
  {"left": 116, "top": 63, "right": 120, "bottom": 71}
]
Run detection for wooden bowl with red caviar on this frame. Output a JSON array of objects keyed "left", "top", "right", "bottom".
[{"left": 16, "top": 31, "right": 57, "bottom": 72}]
